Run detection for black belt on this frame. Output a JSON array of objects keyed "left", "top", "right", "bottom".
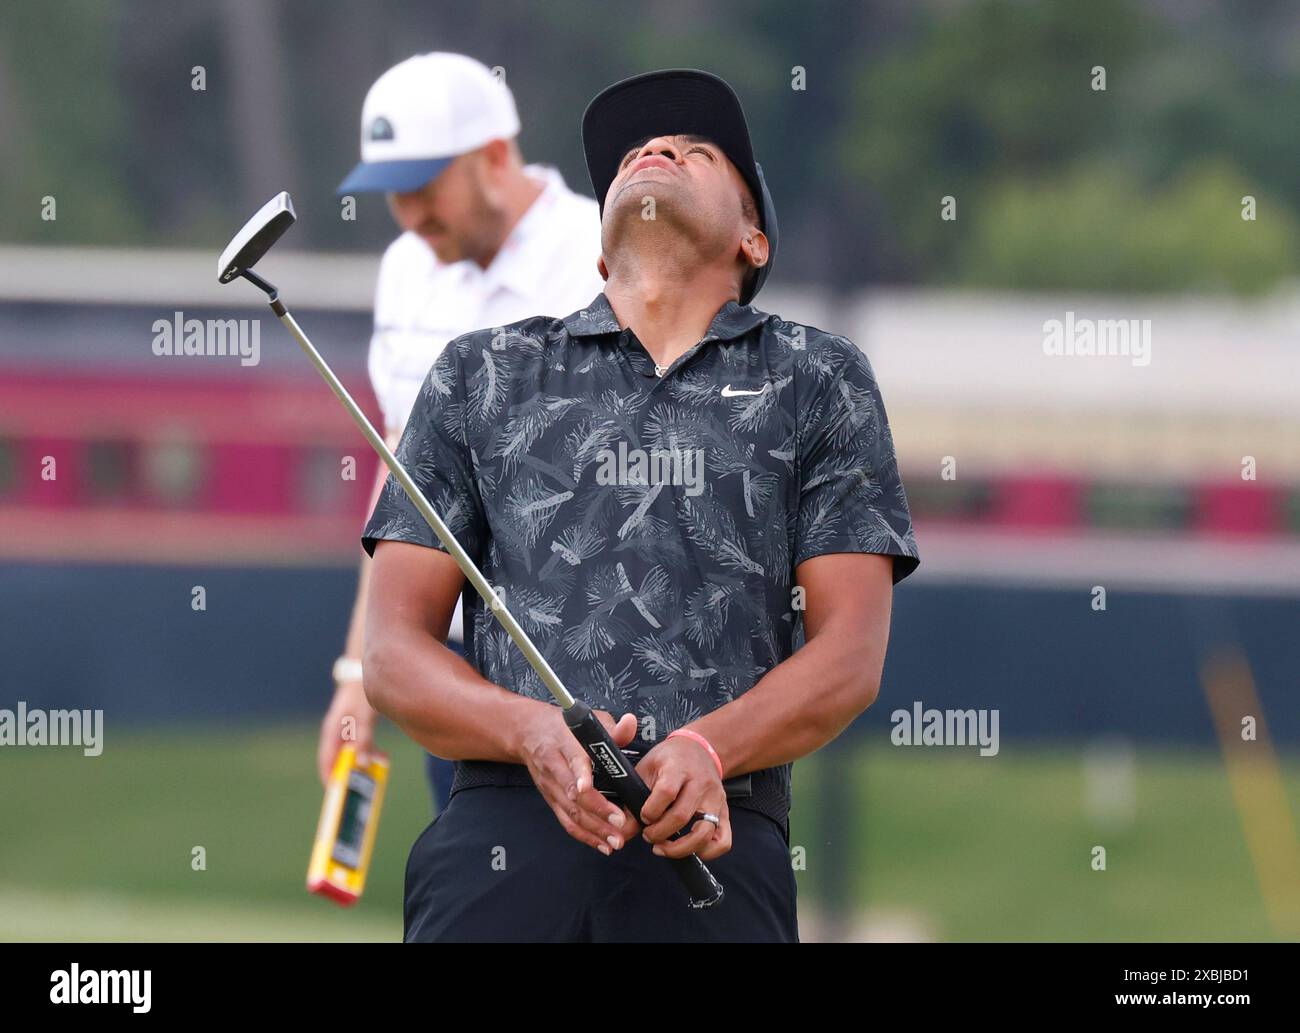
[{"left": 449, "top": 758, "right": 791, "bottom": 838}]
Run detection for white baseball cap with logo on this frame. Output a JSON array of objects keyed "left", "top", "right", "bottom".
[{"left": 337, "top": 52, "right": 521, "bottom": 195}]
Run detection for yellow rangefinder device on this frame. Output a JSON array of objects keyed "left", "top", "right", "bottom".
[{"left": 308, "top": 745, "right": 389, "bottom": 905}]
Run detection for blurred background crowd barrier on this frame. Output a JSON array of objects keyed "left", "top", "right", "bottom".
[{"left": 0, "top": 0, "right": 1297, "bottom": 941}]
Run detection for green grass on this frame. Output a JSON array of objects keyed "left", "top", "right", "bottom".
[
  {"left": 1, "top": 724, "right": 1296, "bottom": 941},
  {"left": 0, "top": 723, "right": 424, "bottom": 942},
  {"left": 802, "top": 746, "right": 1300, "bottom": 941}
]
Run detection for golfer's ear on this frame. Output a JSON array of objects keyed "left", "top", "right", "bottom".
[
  {"left": 741, "top": 229, "right": 769, "bottom": 271},
  {"left": 597, "top": 255, "right": 609, "bottom": 281}
]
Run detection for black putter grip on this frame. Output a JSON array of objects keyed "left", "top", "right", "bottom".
[{"left": 563, "top": 701, "right": 724, "bottom": 908}]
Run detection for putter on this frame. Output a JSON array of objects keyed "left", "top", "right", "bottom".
[{"left": 218, "top": 193, "right": 723, "bottom": 909}]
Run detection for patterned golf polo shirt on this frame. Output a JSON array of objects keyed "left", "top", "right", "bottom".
[{"left": 362, "top": 290, "right": 919, "bottom": 774}]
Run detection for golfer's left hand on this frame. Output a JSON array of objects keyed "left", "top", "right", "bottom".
[{"left": 636, "top": 736, "right": 732, "bottom": 861}]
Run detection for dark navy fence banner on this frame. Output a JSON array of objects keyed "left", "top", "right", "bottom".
[{"left": 3, "top": 563, "right": 1296, "bottom": 747}]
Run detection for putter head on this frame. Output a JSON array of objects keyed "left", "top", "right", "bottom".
[{"left": 217, "top": 191, "right": 296, "bottom": 283}]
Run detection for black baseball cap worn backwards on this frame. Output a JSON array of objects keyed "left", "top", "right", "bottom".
[{"left": 581, "top": 68, "right": 778, "bottom": 305}]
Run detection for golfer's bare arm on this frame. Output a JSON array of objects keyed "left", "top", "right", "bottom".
[
  {"left": 683, "top": 551, "right": 895, "bottom": 777},
  {"left": 363, "top": 539, "right": 546, "bottom": 760}
]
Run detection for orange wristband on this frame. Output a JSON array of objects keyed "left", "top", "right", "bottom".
[{"left": 666, "top": 729, "right": 724, "bottom": 779}]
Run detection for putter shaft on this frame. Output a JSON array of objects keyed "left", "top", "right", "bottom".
[{"left": 272, "top": 302, "right": 576, "bottom": 710}]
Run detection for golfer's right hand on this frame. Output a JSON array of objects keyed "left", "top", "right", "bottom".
[
  {"left": 517, "top": 707, "right": 638, "bottom": 856},
  {"left": 317, "top": 679, "right": 378, "bottom": 785}
]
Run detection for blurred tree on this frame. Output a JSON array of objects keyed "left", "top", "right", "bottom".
[
  {"left": 0, "top": 0, "right": 141, "bottom": 243},
  {"left": 957, "top": 159, "right": 1298, "bottom": 293},
  {"left": 2, "top": 0, "right": 1299, "bottom": 295},
  {"left": 843, "top": 0, "right": 1149, "bottom": 280},
  {"left": 841, "top": 0, "right": 1300, "bottom": 292},
  {"left": 218, "top": 0, "right": 296, "bottom": 224}
]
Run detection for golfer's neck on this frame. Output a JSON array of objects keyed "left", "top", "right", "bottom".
[{"left": 604, "top": 269, "right": 737, "bottom": 361}]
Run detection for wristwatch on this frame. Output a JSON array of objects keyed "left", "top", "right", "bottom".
[{"left": 331, "top": 657, "right": 363, "bottom": 684}]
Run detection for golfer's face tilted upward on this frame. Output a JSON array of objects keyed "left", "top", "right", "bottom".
[{"left": 599, "top": 133, "right": 767, "bottom": 298}]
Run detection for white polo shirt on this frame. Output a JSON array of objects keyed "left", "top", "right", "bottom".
[
  {"left": 368, "top": 163, "right": 603, "bottom": 640},
  {"left": 369, "top": 164, "right": 603, "bottom": 431}
]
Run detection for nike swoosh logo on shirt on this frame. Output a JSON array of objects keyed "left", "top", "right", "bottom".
[{"left": 720, "top": 384, "right": 768, "bottom": 397}]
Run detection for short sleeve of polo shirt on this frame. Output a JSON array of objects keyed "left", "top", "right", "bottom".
[
  {"left": 361, "top": 339, "right": 487, "bottom": 563},
  {"left": 794, "top": 338, "right": 920, "bottom": 584}
]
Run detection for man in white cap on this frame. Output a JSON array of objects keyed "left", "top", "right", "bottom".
[{"left": 317, "top": 52, "right": 603, "bottom": 811}]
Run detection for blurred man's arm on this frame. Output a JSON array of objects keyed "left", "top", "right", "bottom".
[{"left": 315, "top": 431, "right": 398, "bottom": 785}]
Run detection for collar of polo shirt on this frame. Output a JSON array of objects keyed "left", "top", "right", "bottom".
[{"left": 564, "top": 292, "right": 768, "bottom": 342}]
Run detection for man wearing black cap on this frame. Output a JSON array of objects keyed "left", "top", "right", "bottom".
[{"left": 361, "top": 70, "right": 920, "bottom": 942}]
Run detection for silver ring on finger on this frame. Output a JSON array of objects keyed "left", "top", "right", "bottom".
[{"left": 699, "top": 812, "right": 721, "bottom": 827}]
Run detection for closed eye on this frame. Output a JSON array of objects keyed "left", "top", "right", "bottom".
[{"left": 687, "top": 146, "right": 716, "bottom": 160}]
